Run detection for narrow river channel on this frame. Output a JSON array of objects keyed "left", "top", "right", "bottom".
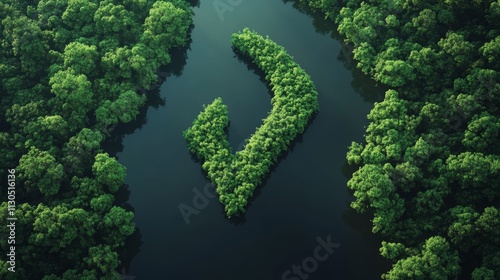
[{"left": 110, "top": 1, "right": 391, "bottom": 279}]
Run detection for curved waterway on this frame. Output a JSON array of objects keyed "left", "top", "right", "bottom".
[{"left": 110, "top": 1, "right": 391, "bottom": 279}]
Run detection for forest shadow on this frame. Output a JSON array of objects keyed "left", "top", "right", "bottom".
[
  {"left": 280, "top": 2, "right": 390, "bottom": 274},
  {"left": 340, "top": 160, "right": 393, "bottom": 276},
  {"left": 101, "top": 21, "right": 195, "bottom": 158},
  {"left": 340, "top": 205, "right": 393, "bottom": 276},
  {"left": 187, "top": 0, "right": 200, "bottom": 8},
  {"left": 281, "top": 0, "right": 386, "bottom": 104},
  {"left": 281, "top": 0, "right": 336, "bottom": 37},
  {"left": 0, "top": 117, "right": 10, "bottom": 132},
  {"left": 112, "top": 183, "right": 143, "bottom": 275}
]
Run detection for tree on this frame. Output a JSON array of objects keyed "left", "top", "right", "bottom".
[
  {"left": 90, "top": 194, "right": 114, "bottom": 214},
  {"left": 32, "top": 204, "right": 95, "bottom": 253},
  {"left": 92, "top": 153, "right": 126, "bottom": 193},
  {"left": 93, "top": 2, "right": 138, "bottom": 43},
  {"left": 446, "top": 152, "right": 500, "bottom": 203},
  {"left": 83, "top": 245, "right": 121, "bottom": 278},
  {"left": 62, "top": 42, "right": 99, "bottom": 76},
  {"left": 184, "top": 29, "right": 319, "bottom": 217},
  {"left": 382, "top": 236, "right": 461, "bottom": 280},
  {"left": 61, "top": 0, "right": 98, "bottom": 36},
  {"left": 471, "top": 267, "right": 495, "bottom": 280},
  {"left": 1, "top": 14, "right": 49, "bottom": 78},
  {"left": 5, "top": 101, "right": 47, "bottom": 130},
  {"left": 348, "top": 164, "right": 404, "bottom": 235},
  {"left": 295, "top": 0, "right": 500, "bottom": 279},
  {"left": 374, "top": 59, "right": 416, "bottom": 87},
  {"left": 36, "top": 0, "right": 69, "bottom": 29},
  {"left": 447, "top": 205, "right": 479, "bottom": 251},
  {"left": 99, "top": 206, "right": 135, "bottom": 248},
  {"left": 476, "top": 207, "right": 500, "bottom": 250},
  {"left": 480, "top": 36, "right": 500, "bottom": 69},
  {"left": 48, "top": 69, "right": 93, "bottom": 132},
  {"left": 62, "top": 128, "right": 104, "bottom": 176},
  {"left": 411, "top": 9, "right": 438, "bottom": 42},
  {"left": 68, "top": 176, "right": 105, "bottom": 209},
  {"left": 462, "top": 113, "right": 500, "bottom": 152},
  {"left": 142, "top": 1, "right": 191, "bottom": 50},
  {"left": 17, "top": 146, "right": 64, "bottom": 196},
  {"left": 0, "top": 0, "right": 194, "bottom": 278},
  {"left": 95, "top": 90, "right": 146, "bottom": 128},
  {"left": 438, "top": 32, "right": 474, "bottom": 69},
  {"left": 23, "top": 115, "right": 69, "bottom": 151}
]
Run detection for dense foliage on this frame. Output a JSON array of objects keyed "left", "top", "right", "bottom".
[
  {"left": 183, "top": 29, "right": 319, "bottom": 217},
  {"left": 293, "top": 0, "right": 500, "bottom": 279},
  {"left": 0, "top": 0, "right": 192, "bottom": 278}
]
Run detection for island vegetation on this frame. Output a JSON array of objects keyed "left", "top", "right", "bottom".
[
  {"left": 0, "top": 0, "right": 193, "bottom": 278},
  {"left": 292, "top": 0, "right": 500, "bottom": 279},
  {"left": 183, "top": 28, "right": 319, "bottom": 217}
]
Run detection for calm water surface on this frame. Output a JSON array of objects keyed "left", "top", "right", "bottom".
[{"left": 112, "top": 1, "right": 390, "bottom": 279}]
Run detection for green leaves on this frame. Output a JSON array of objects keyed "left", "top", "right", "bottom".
[
  {"left": 95, "top": 90, "right": 146, "bottom": 127},
  {"left": 92, "top": 153, "right": 126, "bottom": 193},
  {"left": 299, "top": 0, "right": 500, "bottom": 278},
  {"left": 62, "top": 42, "right": 98, "bottom": 76},
  {"left": 348, "top": 164, "right": 404, "bottom": 235},
  {"left": 382, "top": 236, "right": 461, "bottom": 280},
  {"left": 94, "top": 2, "right": 137, "bottom": 40},
  {"left": 62, "top": 0, "right": 98, "bottom": 34},
  {"left": 1, "top": 0, "right": 193, "bottom": 278},
  {"left": 141, "top": 1, "right": 191, "bottom": 49},
  {"left": 100, "top": 206, "right": 135, "bottom": 248},
  {"left": 84, "top": 245, "right": 120, "bottom": 275},
  {"left": 62, "top": 128, "right": 104, "bottom": 176},
  {"left": 141, "top": 0, "right": 192, "bottom": 63},
  {"left": 17, "top": 146, "right": 64, "bottom": 196},
  {"left": 462, "top": 113, "right": 500, "bottom": 152},
  {"left": 184, "top": 29, "right": 319, "bottom": 217},
  {"left": 438, "top": 32, "right": 474, "bottom": 68},
  {"left": 32, "top": 204, "right": 95, "bottom": 253},
  {"left": 49, "top": 68, "right": 93, "bottom": 132}
]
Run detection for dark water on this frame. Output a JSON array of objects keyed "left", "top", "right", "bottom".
[{"left": 110, "top": 1, "right": 390, "bottom": 279}]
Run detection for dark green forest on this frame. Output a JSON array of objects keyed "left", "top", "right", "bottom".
[
  {"left": 0, "top": 0, "right": 192, "bottom": 278},
  {"left": 183, "top": 29, "right": 319, "bottom": 217},
  {"left": 1, "top": 0, "right": 499, "bottom": 279},
  {"left": 292, "top": 0, "right": 500, "bottom": 279}
]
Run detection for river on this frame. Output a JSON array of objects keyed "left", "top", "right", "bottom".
[{"left": 109, "top": 0, "right": 390, "bottom": 279}]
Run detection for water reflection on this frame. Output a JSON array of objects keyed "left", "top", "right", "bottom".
[
  {"left": 101, "top": 15, "right": 197, "bottom": 277},
  {"left": 102, "top": 22, "right": 195, "bottom": 157},
  {"left": 282, "top": 0, "right": 392, "bottom": 276},
  {"left": 116, "top": 1, "right": 395, "bottom": 278}
]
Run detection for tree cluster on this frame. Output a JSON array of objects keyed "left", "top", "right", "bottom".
[
  {"left": 0, "top": 0, "right": 193, "bottom": 278},
  {"left": 183, "top": 29, "right": 319, "bottom": 217},
  {"left": 294, "top": 0, "right": 500, "bottom": 278}
]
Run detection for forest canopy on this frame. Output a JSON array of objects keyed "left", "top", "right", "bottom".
[
  {"left": 183, "top": 28, "right": 319, "bottom": 217},
  {"left": 0, "top": 0, "right": 193, "bottom": 279},
  {"left": 293, "top": 0, "right": 500, "bottom": 279}
]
